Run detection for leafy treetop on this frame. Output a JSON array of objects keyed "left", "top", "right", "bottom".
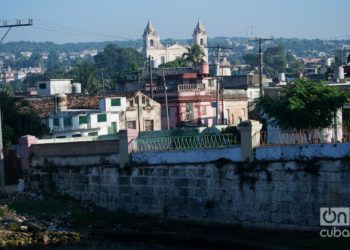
[{"left": 257, "top": 79, "right": 348, "bottom": 130}]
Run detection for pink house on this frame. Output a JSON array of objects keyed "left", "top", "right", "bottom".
[{"left": 148, "top": 70, "right": 249, "bottom": 129}]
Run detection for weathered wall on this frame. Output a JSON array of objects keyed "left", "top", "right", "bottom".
[
  {"left": 131, "top": 146, "right": 241, "bottom": 165},
  {"left": 30, "top": 140, "right": 120, "bottom": 166},
  {"left": 29, "top": 159, "right": 350, "bottom": 230},
  {"left": 256, "top": 142, "right": 350, "bottom": 161}
]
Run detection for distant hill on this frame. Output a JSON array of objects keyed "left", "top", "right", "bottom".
[{"left": 1, "top": 37, "right": 349, "bottom": 59}]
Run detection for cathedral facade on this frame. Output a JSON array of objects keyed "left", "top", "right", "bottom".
[{"left": 143, "top": 20, "right": 209, "bottom": 66}]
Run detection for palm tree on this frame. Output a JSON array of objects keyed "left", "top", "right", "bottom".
[
  {"left": 182, "top": 45, "right": 205, "bottom": 66},
  {"left": 75, "top": 62, "right": 97, "bottom": 94}
]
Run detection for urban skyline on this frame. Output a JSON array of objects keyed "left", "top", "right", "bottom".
[{"left": 1, "top": 0, "right": 349, "bottom": 43}]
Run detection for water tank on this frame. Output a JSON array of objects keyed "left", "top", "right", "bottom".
[
  {"left": 151, "top": 58, "right": 158, "bottom": 69},
  {"left": 278, "top": 72, "right": 286, "bottom": 82},
  {"left": 199, "top": 62, "right": 209, "bottom": 75},
  {"left": 72, "top": 83, "right": 82, "bottom": 94},
  {"left": 338, "top": 66, "right": 345, "bottom": 80},
  {"left": 56, "top": 94, "right": 68, "bottom": 111}
]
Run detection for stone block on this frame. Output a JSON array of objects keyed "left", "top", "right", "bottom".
[
  {"left": 173, "top": 178, "right": 190, "bottom": 187},
  {"left": 132, "top": 177, "right": 149, "bottom": 186}
]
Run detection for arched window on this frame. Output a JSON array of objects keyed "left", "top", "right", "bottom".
[
  {"left": 150, "top": 39, "right": 154, "bottom": 46},
  {"left": 200, "top": 38, "right": 204, "bottom": 46}
]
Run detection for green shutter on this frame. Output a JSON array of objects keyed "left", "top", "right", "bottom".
[
  {"left": 111, "top": 98, "right": 121, "bottom": 106},
  {"left": 97, "top": 113, "right": 107, "bottom": 122},
  {"left": 79, "top": 115, "right": 88, "bottom": 124}
]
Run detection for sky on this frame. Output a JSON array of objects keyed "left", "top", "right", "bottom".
[{"left": 0, "top": 0, "right": 349, "bottom": 44}]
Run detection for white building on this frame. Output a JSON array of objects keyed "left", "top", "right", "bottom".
[
  {"left": 48, "top": 92, "right": 161, "bottom": 138},
  {"left": 143, "top": 20, "right": 208, "bottom": 66},
  {"left": 37, "top": 79, "right": 73, "bottom": 96}
]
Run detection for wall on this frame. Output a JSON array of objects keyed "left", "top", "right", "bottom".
[
  {"left": 131, "top": 146, "right": 241, "bottom": 165},
  {"left": 29, "top": 137, "right": 120, "bottom": 167},
  {"left": 256, "top": 142, "right": 350, "bottom": 161},
  {"left": 29, "top": 159, "right": 350, "bottom": 230}
]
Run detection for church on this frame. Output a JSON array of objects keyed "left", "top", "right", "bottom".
[{"left": 142, "top": 20, "right": 209, "bottom": 66}]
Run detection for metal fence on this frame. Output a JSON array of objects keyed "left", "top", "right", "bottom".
[
  {"left": 258, "top": 129, "right": 338, "bottom": 146},
  {"left": 130, "top": 134, "right": 239, "bottom": 152}
]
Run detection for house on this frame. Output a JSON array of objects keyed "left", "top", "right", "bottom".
[
  {"left": 47, "top": 92, "right": 161, "bottom": 138},
  {"left": 148, "top": 68, "right": 249, "bottom": 129}
]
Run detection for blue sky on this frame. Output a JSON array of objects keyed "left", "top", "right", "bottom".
[{"left": 0, "top": 0, "right": 349, "bottom": 43}]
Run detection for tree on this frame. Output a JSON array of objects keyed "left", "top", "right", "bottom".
[
  {"left": 72, "top": 61, "right": 97, "bottom": 93},
  {"left": 0, "top": 91, "right": 48, "bottom": 147},
  {"left": 159, "top": 57, "right": 188, "bottom": 68},
  {"left": 257, "top": 79, "right": 348, "bottom": 130},
  {"left": 242, "top": 53, "right": 258, "bottom": 67},
  {"left": 182, "top": 45, "right": 205, "bottom": 66},
  {"left": 94, "top": 44, "right": 143, "bottom": 79}
]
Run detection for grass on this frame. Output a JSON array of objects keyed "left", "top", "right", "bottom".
[{"left": 4, "top": 198, "right": 350, "bottom": 249}]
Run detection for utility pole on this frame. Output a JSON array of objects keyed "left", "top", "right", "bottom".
[
  {"left": 0, "top": 108, "right": 5, "bottom": 196},
  {"left": 162, "top": 69, "right": 170, "bottom": 129},
  {"left": 250, "top": 37, "right": 273, "bottom": 96},
  {"left": 101, "top": 69, "right": 105, "bottom": 96},
  {"left": 208, "top": 45, "right": 234, "bottom": 125},
  {"left": 0, "top": 19, "right": 33, "bottom": 196},
  {"left": 148, "top": 56, "right": 154, "bottom": 99},
  {"left": 0, "top": 19, "right": 33, "bottom": 44}
]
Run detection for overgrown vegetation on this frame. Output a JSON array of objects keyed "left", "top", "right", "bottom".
[
  {"left": 0, "top": 91, "right": 48, "bottom": 147},
  {"left": 257, "top": 79, "right": 349, "bottom": 129}
]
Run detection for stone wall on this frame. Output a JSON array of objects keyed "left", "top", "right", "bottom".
[{"left": 29, "top": 159, "right": 350, "bottom": 230}]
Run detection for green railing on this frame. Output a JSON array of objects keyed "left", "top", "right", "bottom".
[{"left": 131, "top": 134, "right": 239, "bottom": 152}]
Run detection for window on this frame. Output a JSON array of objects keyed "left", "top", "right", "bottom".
[
  {"left": 72, "top": 134, "right": 82, "bottom": 137},
  {"left": 130, "top": 99, "right": 134, "bottom": 108},
  {"left": 39, "top": 83, "right": 46, "bottom": 89},
  {"left": 79, "top": 115, "right": 88, "bottom": 124},
  {"left": 150, "top": 39, "right": 154, "bottom": 46},
  {"left": 111, "top": 98, "right": 121, "bottom": 106},
  {"left": 200, "top": 38, "right": 204, "bottom": 46},
  {"left": 142, "top": 96, "right": 146, "bottom": 104},
  {"left": 97, "top": 113, "right": 107, "bottom": 123},
  {"left": 53, "top": 118, "right": 59, "bottom": 127},
  {"left": 64, "top": 117, "right": 72, "bottom": 126},
  {"left": 208, "top": 79, "right": 214, "bottom": 87},
  {"left": 127, "top": 121, "right": 136, "bottom": 129},
  {"left": 144, "top": 120, "right": 154, "bottom": 131},
  {"left": 88, "top": 132, "right": 98, "bottom": 136},
  {"left": 161, "top": 56, "right": 165, "bottom": 64}
]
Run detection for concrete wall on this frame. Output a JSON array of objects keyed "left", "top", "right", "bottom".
[
  {"left": 256, "top": 142, "right": 350, "bottom": 161},
  {"left": 29, "top": 159, "right": 350, "bottom": 230},
  {"left": 30, "top": 139, "right": 120, "bottom": 167},
  {"left": 131, "top": 146, "right": 241, "bottom": 165}
]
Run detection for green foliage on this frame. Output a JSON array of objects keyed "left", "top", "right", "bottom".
[
  {"left": 182, "top": 45, "right": 205, "bottom": 66},
  {"left": 0, "top": 92, "right": 48, "bottom": 146},
  {"left": 71, "top": 61, "right": 97, "bottom": 93},
  {"left": 264, "top": 45, "right": 287, "bottom": 74},
  {"left": 94, "top": 44, "right": 143, "bottom": 80},
  {"left": 159, "top": 57, "right": 189, "bottom": 68},
  {"left": 242, "top": 53, "right": 258, "bottom": 67},
  {"left": 257, "top": 79, "right": 348, "bottom": 129}
]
